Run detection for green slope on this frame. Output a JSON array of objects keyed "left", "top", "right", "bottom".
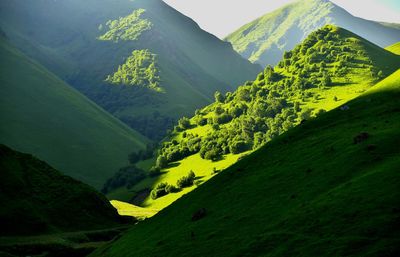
[
  {"left": 226, "top": 0, "right": 400, "bottom": 66},
  {"left": 0, "top": 144, "right": 123, "bottom": 236},
  {"left": 90, "top": 68, "right": 400, "bottom": 257},
  {"left": 124, "top": 25, "right": 400, "bottom": 211},
  {"left": 0, "top": 0, "right": 261, "bottom": 140},
  {"left": 0, "top": 38, "right": 148, "bottom": 189},
  {"left": 386, "top": 42, "right": 400, "bottom": 55}
]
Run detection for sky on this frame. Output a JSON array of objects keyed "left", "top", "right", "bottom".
[{"left": 163, "top": 0, "right": 400, "bottom": 38}]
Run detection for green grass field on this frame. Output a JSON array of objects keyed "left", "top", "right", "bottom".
[
  {"left": 0, "top": 38, "right": 148, "bottom": 189},
  {"left": 91, "top": 69, "right": 400, "bottom": 257},
  {"left": 386, "top": 42, "right": 400, "bottom": 55}
]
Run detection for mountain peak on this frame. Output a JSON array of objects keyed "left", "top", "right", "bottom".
[{"left": 226, "top": 0, "right": 400, "bottom": 66}]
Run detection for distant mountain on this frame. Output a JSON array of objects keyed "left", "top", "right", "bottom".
[
  {"left": 0, "top": 0, "right": 261, "bottom": 140},
  {"left": 89, "top": 68, "right": 400, "bottom": 257},
  {"left": 0, "top": 144, "right": 123, "bottom": 236},
  {"left": 113, "top": 25, "right": 400, "bottom": 211},
  {"left": 226, "top": 0, "right": 400, "bottom": 66},
  {"left": 0, "top": 38, "right": 148, "bottom": 189}
]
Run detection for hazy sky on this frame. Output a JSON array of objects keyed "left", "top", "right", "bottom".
[{"left": 163, "top": 0, "right": 400, "bottom": 38}]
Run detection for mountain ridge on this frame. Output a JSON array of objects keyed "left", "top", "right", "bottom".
[
  {"left": 0, "top": 0, "right": 261, "bottom": 140},
  {"left": 0, "top": 37, "right": 148, "bottom": 188},
  {"left": 226, "top": 0, "right": 400, "bottom": 66}
]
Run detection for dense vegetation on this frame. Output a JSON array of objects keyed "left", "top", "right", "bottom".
[
  {"left": 90, "top": 69, "right": 400, "bottom": 257},
  {"left": 101, "top": 166, "right": 147, "bottom": 195},
  {"left": 99, "top": 9, "right": 152, "bottom": 42},
  {"left": 105, "top": 49, "right": 162, "bottom": 92},
  {"left": 226, "top": 0, "right": 400, "bottom": 66},
  {"left": 0, "top": 144, "right": 123, "bottom": 236},
  {"left": 156, "top": 25, "right": 400, "bottom": 167},
  {"left": 0, "top": 38, "right": 148, "bottom": 189}
]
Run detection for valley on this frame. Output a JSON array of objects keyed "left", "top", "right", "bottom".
[{"left": 0, "top": 0, "right": 399, "bottom": 256}]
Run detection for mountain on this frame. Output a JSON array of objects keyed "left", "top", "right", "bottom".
[
  {"left": 0, "top": 38, "right": 148, "bottom": 189},
  {"left": 121, "top": 25, "right": 400, "bottom": 211},
  {"left": 0, "top": 144, "right": 124, "bottom": 236},
  {"left": 225, "top": 0, "right": 400, "bottom": 66},
  {"left": 386, "top": 42, "right": 400, "bottom": 55},
  {"left": 0, "top": 0, "right": 261, "bottom": 140},
  {"left": 90, "top": 66, "right": 400, "bottom": 257}
]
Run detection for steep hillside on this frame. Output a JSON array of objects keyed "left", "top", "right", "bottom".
[
  {"left": 0, "top": 0, "right": 261, "bottom": 140},
  {"left": 226, "top": 0, "right": 400, "bottom": 66},
  {"left": 121, "top": 25, "right": 400, "bottom": 211},
  {"left": 386, "top": 42, "right": 400, "bottom": 55},
  {"left": 0, "top": 144, "right": 123, "bottom": 236},
  {"left": 0, "top": 38, "right": 148, "bottom": 189},
  {"left": 90, "top": 68, "right": 400, "bottom": 257}
]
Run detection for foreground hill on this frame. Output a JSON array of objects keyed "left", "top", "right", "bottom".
[
  {"left": 91, "top": 68, "right": 400, "bottom": 257},
  {"left": 0, "top": 144, "right": 123, "bottom": 236},
  {"left": 0, "top": 0, "right": 261, "bottom": 140},
  {"left": 0, "top": 38, "right": 148, "bottom": 189},
  {"left": 119, "top": 25, "right": 400, "bottom": 211},
  {"left": 386, "top": 42, "right": 400, "bottom": 55},
  {"left": 226, "top": 0, "right": 400, "bottom": 66}
]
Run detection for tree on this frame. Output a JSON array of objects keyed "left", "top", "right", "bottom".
[
  {"left": 177, "top": 171, "right": 196, "bottom": 188},
  {"left": 214, "top": 91, "right": 225, "bottom": 103},
  {"left": 156, "top": 155, "right": 168, "bottom": 169},
  {"left": 178, "top": 117, "right": 191, "bottom": 130},
  {"left": 229, "top": 140, "right": 249, "bottom": 154}
]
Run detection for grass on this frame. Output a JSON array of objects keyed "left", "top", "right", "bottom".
[
  {"left": 0, "top": 226, "right": 128, "bottom": 257},
  {"left": 90, "top": 69, "right": 400, "bottom": 257},
  {"left": 142, "top": 153, "right": 244, "bottom": 210},
  {"left": 0, "top": 144, "right": 123, "bottom": 236},
  {"left": 0, "top": 0, "right": 261, "bottom": 140},
  {"left": 0, "top": 39, "right": 148, "bottom": 189},
  {"left": 386, "top": 42, "right": 400, "bottom": 55},
  {"left": 110, "top": 200, "right": 158, "bottom": 219}
]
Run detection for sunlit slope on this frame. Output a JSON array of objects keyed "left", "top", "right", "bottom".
[
  {"left": 0, "top": 39, "right": 148, "bottom": 188},
  {"left": 0, "top": 145, "right": 123, "bottom": 236},
  {"left": 91, "top": 70, "right": 400, "bottom": 257},
  {"left": 128, "top": 25, "right": 400, "bottom": 212},
  {"left": 226, "top": 0, "right": 400, "bottom": 66},
  {"left": 386, "top": 42, "right": 400, "bottom": 55}
]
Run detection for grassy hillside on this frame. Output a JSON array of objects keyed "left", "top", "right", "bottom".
[
  {"left": 117, "top": 25, "right": 400, "bottom": 211},
  {"left": 226, "top": 0, "right": 400, "bottom": 66},
  {"left": 0, "top": 38, "right": 148, "bottom": 189},
  {"left": 0, "top": 144, "right": 124, "bottom": 236},
  {"left": 90, "top": 68, "right": 400, "bottom": 257},
  {"left": 386, "top": 42, "right": 400, "bottom": 55},
  {"left": 0, "top": 0, "right": 261, "bottom": 140}
]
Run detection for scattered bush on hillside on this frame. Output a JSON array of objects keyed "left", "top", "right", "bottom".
[
  {"left": 150, "top": 183, "right": 169, "bottom": 200},
  {"left": 177, "top": 171, "right": 196, "bottom": 188}
]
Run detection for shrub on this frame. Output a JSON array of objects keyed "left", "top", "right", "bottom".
[
  {"left": 177, "top": 171, "right": 196, "bottom": 188},
  {"left": 150, "top": 183, "right": 169, "bottom": 199},
  {"left": 156, "top": 155, "right": 168, "bottom": 169}
]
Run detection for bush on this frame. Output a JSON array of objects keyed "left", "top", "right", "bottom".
[
  {"left": 177, "top": 171, "right": 196, "bottom": 188},
  {"left": 178, "top": 117, "right": 191, "bottom": 130},
  {"left": 156, "top": 155, "right": 168, "bottom": 169},
  {"left": 229, "top": 140, "right": 249, "bottom": 154},
  {"left": 150, "top": 183, "right": 169, "bottom": 199}
]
